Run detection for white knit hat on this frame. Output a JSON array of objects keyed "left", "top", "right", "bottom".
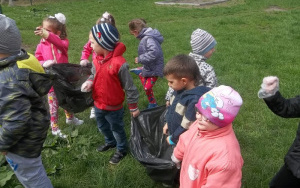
[
  {"left": 190, "top": 28, "right": 216, "bottom": 56},
  {"left": 0, "top": 14, "right": 21, "bottom": 56}
]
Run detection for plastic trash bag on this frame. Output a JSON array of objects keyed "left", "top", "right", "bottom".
[
  {"left": 46, "top": 63, "right": 93, "bottom": 113},
  {"left": 130, "top": 105, "right": 179, "bottom": 185}
]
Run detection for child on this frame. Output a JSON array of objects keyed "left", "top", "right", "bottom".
[
  {"left": 172, "top": 85, "right": 244, "bottom": 188},
  {"left": 80, "top": 11, "right": 116, "bottom": 119},
  {"left": 128, "top": 18, "right": 164, "bottom": 109},
  {"left": 258, "top": 76, "right": 300, "bottom": 187},
  {"left": 0, "top": 14, "right": 53, "bottom": 188},
  {"left": 163, "top": 54, "right": 210, "bottom": 145},
  {"left": 81, "top": 23, "right": 140, "bottom": 164},
  {"left": 165, "top": 28, "right": 218, "bottom": 105},
  {"left": 34, "top": 13, "right": 84, "bottom": 138}
]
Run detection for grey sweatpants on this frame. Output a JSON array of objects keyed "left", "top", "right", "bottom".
[{"left": 6, "top": 152, "right": 53, "bottom": 188}]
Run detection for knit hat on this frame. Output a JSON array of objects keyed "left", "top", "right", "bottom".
[
  {"left": 0, "top": 14, "right": 21, "bottom": 56},
  {"left": 190, "top": 28, "right": 216, "bottom": 56},
  {"left": 195, "top": 85, "right": 243, "bottom": 127},
  {"left": 91, "top": 23, "right": 119, "bottom": 51}
]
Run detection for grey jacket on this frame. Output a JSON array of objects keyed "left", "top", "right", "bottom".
[{"left": 137, "top": 27, "right": 164, "bottom": 77}]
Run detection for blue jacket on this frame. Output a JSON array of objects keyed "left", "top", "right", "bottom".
[
  {"left": 136, "top": 27, "right": 164, "bottom": 77},
  {"left": 167, "top": 86, "right": 211, "bottom": 144}
]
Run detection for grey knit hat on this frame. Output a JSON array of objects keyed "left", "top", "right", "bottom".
[
  {"left": 190, "top": 28, "right": 216, "bottom": 56},
  {"left": 0, "top": 14, "right": 21, "bottom": 56},
  {"left": 91, "top": 23, "right": 119, "bottom": 51}
]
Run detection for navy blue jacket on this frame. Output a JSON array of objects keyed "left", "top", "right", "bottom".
[{"left": 166, "top": 86, "right": 211, "bottom": 144}]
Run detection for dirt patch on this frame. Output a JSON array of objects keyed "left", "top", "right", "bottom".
[
  {"left": 155, "top": 0, "right": 229, "bottom": 6},
  {"left": 265, "top": 5, "right": 286, "bottom": 12}
]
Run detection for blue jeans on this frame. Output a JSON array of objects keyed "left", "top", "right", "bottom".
[{"left": 95, "top": 107, "right": 127, "bottom": 153}]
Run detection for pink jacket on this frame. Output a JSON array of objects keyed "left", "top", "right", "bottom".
[
  {"left": 35, "top": 32, "right": 69, "bottom": 92},
  {"left": 80, "top": 40, "right": 97, "bottom": 61},
  {"left": 173, "top": 122, "right": 243, "bottom": 188}
]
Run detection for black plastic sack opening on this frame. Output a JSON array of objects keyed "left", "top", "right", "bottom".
[
  {"left": 46, "top": 63, "right": 94, "bottom": 113},
  {"left": 130, "top": 105, "right": 179, "bottom": 185}
]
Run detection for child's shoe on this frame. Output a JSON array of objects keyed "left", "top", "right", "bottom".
[
  {"left": 130, "top": 67, "right": 143, "bottom": 75},
  {"left": 147, "top": 103, "right": 158, "bottom": 109},
  {"left": 109, "top": 151, "right": 127, "bottom": 165},
  {"left": 52, "top": 128, "right": 67, "bottom": 139},
  {"left": 66, "top": 117, "right": 84, "bottom": 126},
  {"left": 90, "top": 108, "right": 95, "bottom": 119}
]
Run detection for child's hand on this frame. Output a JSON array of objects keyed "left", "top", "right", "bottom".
[
  {"left": 34, "top": 26, "right": 49, "bottom": 39},
  {"left": 166, "top": 100, "right": 170, "bottom": 107},
  {"left": 80, "top": 59, "right": 90, "bottom": 66},
  {"left": 261, "top": 76, "right": 279, "bottom": 93},
  {"left": 258, "top": 76, "right": 279, "bottom": 98},
  {"left": 42, "top": 60, "right": 56, "bottom": 68},
  {"left": 134, "top": 57, "right": 139, "bottom": 64},
  {"left": 81, "top": 80, "right": 93, "bottom": 92},
  {"left": 163, "top": 123, "right": 168, "bottom": 135},
  {"left": 131, "top": 109, "right": 140, "bottom": 118}
]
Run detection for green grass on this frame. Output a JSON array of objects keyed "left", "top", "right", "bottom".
[{"left": 1, "top": 0, "right": 300, "bottom": 187}]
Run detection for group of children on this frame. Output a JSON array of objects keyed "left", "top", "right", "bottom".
[{"left": 0, "top": 11, "right": 245, "bottom": 188}]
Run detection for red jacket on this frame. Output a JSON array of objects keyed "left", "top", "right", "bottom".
[{"left": 91, "top": 42, "right": 139, "bottom": 111}]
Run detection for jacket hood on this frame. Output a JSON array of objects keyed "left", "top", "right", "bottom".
[
  {"left": 0, "top": 49, "right": 27, "bottom": 68},
  {"left": 137, "top": 27, "right": 164, "bottom": 44}
]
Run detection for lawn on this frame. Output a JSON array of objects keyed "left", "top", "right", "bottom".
[{"left": 1, "top": 0, "right": 300, "bottom": 187}]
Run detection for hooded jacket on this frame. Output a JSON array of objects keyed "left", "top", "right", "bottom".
[
  {"left": 89, "top": 42, "right": 139, "bottom": 111},
  {"left": 136, "top": 27, "right": 164, "bottom": 77},
  {"left": 0, "top": 50, "right": 52, "bottom": 158}
]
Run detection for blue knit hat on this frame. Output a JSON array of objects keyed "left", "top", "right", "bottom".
[{"left": 91, "top": 23, "right": 119, "bottom": 51}]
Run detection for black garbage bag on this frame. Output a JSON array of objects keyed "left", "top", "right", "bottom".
[
  {"left": 46, "top": 63, "right": 93, "bottom": 113},
  {"left": 130, "top": 105, "right": 179, "bottom": 185}
]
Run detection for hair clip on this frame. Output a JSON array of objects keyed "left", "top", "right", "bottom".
[
  {"left": 49, "top": 13, "right": 66, "bottom": 24},
  {"left": 100, "top": 17, "right": 105, "bottom": 22},
  {"left": 102, "top": 11, "right": 110, "bottom": 19}
]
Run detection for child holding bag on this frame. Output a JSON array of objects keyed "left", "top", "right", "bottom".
[{"left": 34, "top": 13, "right": 84, "bottom": 138}]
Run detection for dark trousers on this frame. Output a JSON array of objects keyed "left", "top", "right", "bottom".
[{"left": 270, "top": 164, "right": 300, "bottom": 188}]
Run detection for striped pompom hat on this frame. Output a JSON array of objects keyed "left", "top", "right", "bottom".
[
  {"left": 91, "top": 23, "right": 119, "bottom": 51},
  {"left": 190, "top": 28, "right": 216, "bottom": 56}
]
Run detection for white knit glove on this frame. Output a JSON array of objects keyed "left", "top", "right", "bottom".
[
  {"left": 81, "top": 80, "right": 93, "bottom": 92},
  {"left": 258, "top": 76, "right": 279, "bottom": 98},
  {"left": 80, "top": 59, "right": 90, "bottom": 66},
  {"left": 171, "top": 153, "right": 181, "bottom": 169},
  {"left": 42, "top": 60, "right": 56, "bottom": 68}
]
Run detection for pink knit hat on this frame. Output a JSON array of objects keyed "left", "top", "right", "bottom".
[{"left": 195, "top": 85, "right": 243, "bottom": 127}]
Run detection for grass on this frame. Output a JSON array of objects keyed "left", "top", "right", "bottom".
[{"left": 1, "top": 0, "right": 300, "bottom": 187}]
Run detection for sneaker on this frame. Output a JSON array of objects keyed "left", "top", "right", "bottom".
[
  {"left": 66, "top": 117, "right": 84, "bottom": 126},
  {"left": 147, "top": 103, "right": 158, "bottom": 109},
  {"left": 130, "top": 67, "right": 143, "bottom": 75},
  {"left": 109, "top": 151, "right": 127, "bottom": 164},
  {"left": 97, "top": 143, "right": 116, "bottom": 152},
  {"left": 52, "top": 129, "right": 67, "bottom": 139},
  {"left": 90, "top": 108, "right": 95, "bottom": 119}
]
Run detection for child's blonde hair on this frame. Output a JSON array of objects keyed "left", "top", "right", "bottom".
[
  {"left": 128, "top": 18, "right": 147, "bottom": 32},
  {"left": 44, "top": 15, "right": 67, "bottom": 39},
  {"left": 96, "top": 11, "right": 116, "bottom": 27}
]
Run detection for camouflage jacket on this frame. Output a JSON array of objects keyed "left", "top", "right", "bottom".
[{"left": 0, "top": 50, "right": 53, "bottom": 158}]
